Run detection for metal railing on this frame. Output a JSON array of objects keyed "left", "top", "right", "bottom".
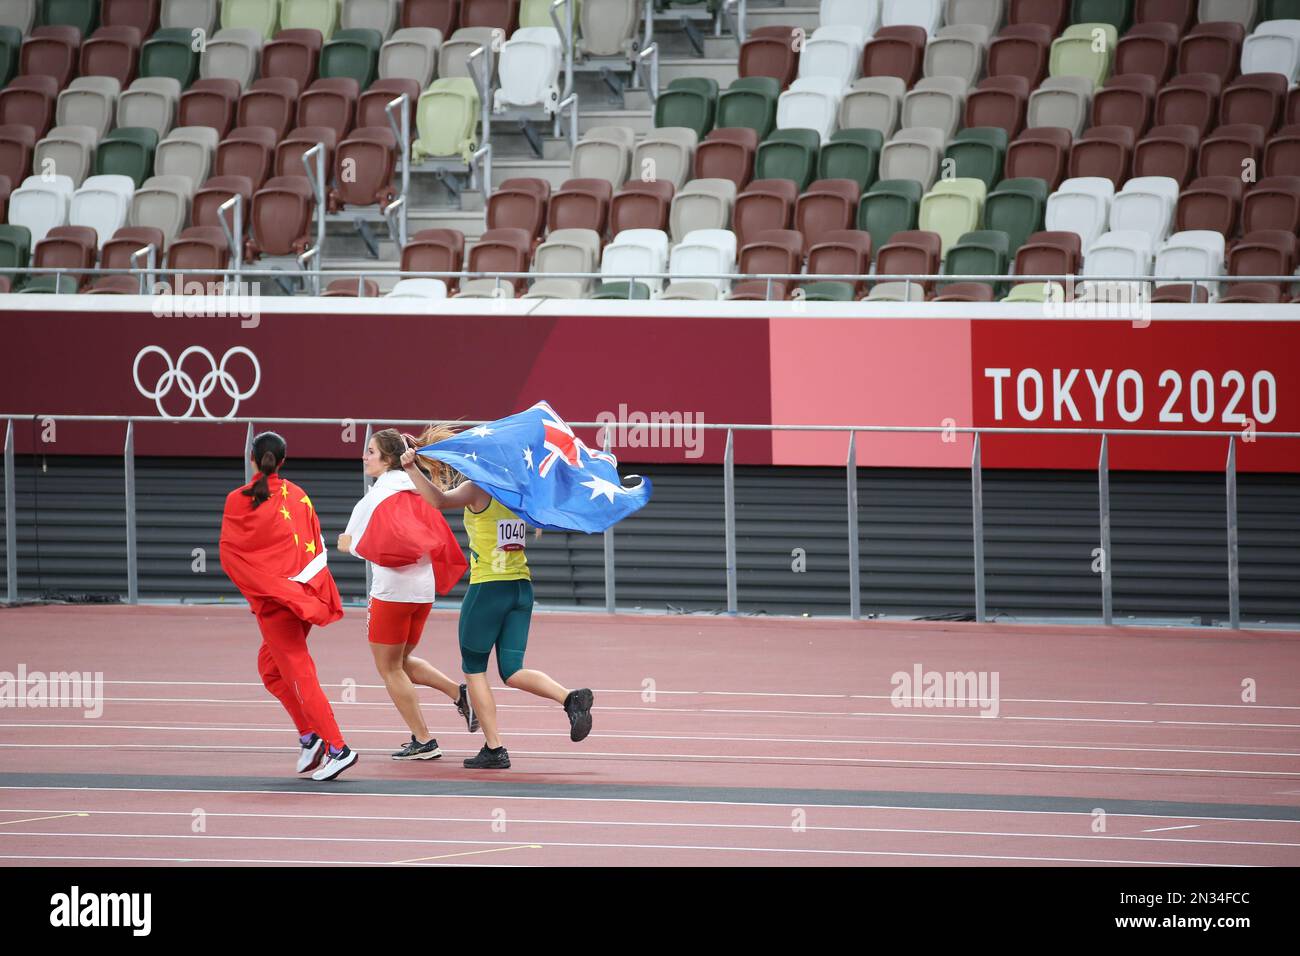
[
  {"left": 382, "top": 92, "right": 412, "bottom": 248},
  {"left": 3, "top": 415, "right": 1297, "bottom": 628}
]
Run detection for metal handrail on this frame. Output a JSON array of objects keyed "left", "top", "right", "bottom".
[
  {"left": 299, "top": 142, "right": 326, "bottom": 294},
  {"left": 3, "top": 415, "right": 1295, "bottom": 627},
  {"left": 467, "top": 41, "right": 495, "bottom": 161},
  {"left": 549, "top": 0, "right": 575, "bottom": 101},
  {"left": 383, "top": 92, "right": 412, "bottom": 247},
  {"left": 472, "top": 143, "right": 493, "bottom": 197},
  {"left": 127, "top": 244, "right": 155, "bottom": 295},
  {"left": 216, "top": 192, "right": 243, "bottom": 290},
  {"left": 554, "top": 91, "right": 579, "bottom": 151},
  {"left": 637, "top": 42, "right": 660, "bottom": 102}
]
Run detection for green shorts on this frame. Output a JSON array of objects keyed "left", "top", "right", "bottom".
[{"left": 458, "top": 579, "right": 534, "bottom": 681}]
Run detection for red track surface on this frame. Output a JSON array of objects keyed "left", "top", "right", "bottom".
[{"left": 0, "top": 605, "right": 1298, "bottom": 867}]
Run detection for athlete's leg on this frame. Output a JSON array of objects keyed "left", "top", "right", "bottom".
[
  {"left": 372, "top": 641, "right": 431, "bottom": 742},
  {"left": 257, "top": 603, "right": 345, "bottom": 749},
  {"left": 258, "top": 639, "right": 311, "bottom": 736},
  {"left": 460, "top": 582, "right": 505, "bottom": 749},
  {"left": 499, "top": 581, "right": 567, "bottom": 703}
]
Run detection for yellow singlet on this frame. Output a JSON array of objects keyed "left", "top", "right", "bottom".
[{"left": 464, "top": 498, "right": 531, "bottom": 584}]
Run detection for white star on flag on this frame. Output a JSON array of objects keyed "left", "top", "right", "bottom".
[
  {"left": 580, "top": 476, "right": 627, "bottom": 503},
  {"left": 469, "top": 426, "right": 494, "bottom": 438},
  {"left": 522, "top": 447, "right": 534, "bottom": 470}
]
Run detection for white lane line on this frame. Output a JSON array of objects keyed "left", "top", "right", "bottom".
[
  {"left": 0, "top": 853, "right": 522, "bottom": 867},
  {"left": 0, "top": 807, "right": 1294, "bottom": 848},
  {"left": 3, "top": 785, "right": 1296, "bottom": 824},
  {"left": 0, "top": 831, "right": 1249, "bottom": 866},
  {"left": 3, "top": 721, "right": 1298, "bottom": 758}
]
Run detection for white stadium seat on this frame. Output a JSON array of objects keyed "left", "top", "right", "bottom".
[
  {"left": 1241, "top": 20, "right": 1300, "bottom": 83},
  {"left": 70, "top": 174, "right": 136, "bottom": 244},
  {"left": 1046, "top": 177, "right": 1115, "bottom": 253},
  {"left": 9, "top": 175, "right": 76, "bottom": 246},
  {"left": 882, "top": 0, "right": 944, "bottom": 38},
  {"left": 387, "top": 278, "right": 449, "bottom": 299},
  {"left": 662, "top": 228, "right": 737, "bottom": 299},
  {"left": 778, "top": 76, "right": 845, "bottom": 143},
  {"left": 1109, "top": 177, "right": 1180, "bottom": 248},
  {"left": 495, "top": 27, "right": 564, "bottom": 113},
  {"left": 1155, "top": 230, "right": 1227, "bottom": 300},
  {"left": 601, "top": 229, "right": 670, "bottom": 293},
  {"left": 819, "top": 0, "right": 880, "bottom": 33},
  {"left": 797, "top": 26, "right": 865, "bottom": 86}
]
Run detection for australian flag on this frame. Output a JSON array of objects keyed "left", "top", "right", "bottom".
[{"left": 417, "top": 401, "right": 652, "bottom": 533}]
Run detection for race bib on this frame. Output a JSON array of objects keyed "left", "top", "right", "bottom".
[{"left": 496, "top": 519, "right": 526, "bottom": 552}]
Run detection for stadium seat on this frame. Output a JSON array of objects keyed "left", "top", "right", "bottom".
[
  {"left": 162, "top": 0, "right": 218, "bottom": 32},
  {"left": 57, "top": 76, "right": 121, "bottom": 140},
  {"left": 215, "top": 125, "right": 278, "bottom": 189},
  {"left": 523, "top": 228, "right": 602, "bottom": 299},
  {"left": 875, "top": 229, "right": 942, "bottom": 290},
  {"left": 965, "top": 76, "right": 1030, "bottom": 139},
  {"left": 1265, "top": 123, "right": 1300, "bottom": 177},
  {"left": 1289, "top": 86, "right": 1300, "bottom": 126},
  {"left": 486, "top": 176, "right": 550, "bottom": 238},
  {"left": 777, "top": 77, "right": 843, "bottom": 144},
  {"left": 1069, "top": 124, "right": 1135, "bottom": 186},
  {"left": 494, "top": 25, "right": 562, "bottom": 112},
  {"left": 34, "top": 125, "right": 98, "bottom": 188},
  {"left": 79, "top": 25, "right": 143, "bottom": 87},
  {"left": 902, "top": 76, "right": 967, "bottom": 139},
  {"left": 220, "top": 0, "right": 280, "bottom": 38},
  {"left": 0, "top": 173, "right": 10, "bottom": 220},
  {"left": 1242, "top": 175, "right": 1300, "bottom": 234},
  {"left": 1153, "top": 229, "right": 1225, "bottom": 299},
  {"left": 610, "top": 179, "right": 674, "bottom": 236},
  {"left": 1154, "top": 72, "right": 1221, "bottom": 137},
  {"left": 988, "top": 23, "right": 1053, "bottom": 87},
  {"left": 1219, "top": 281, "right": 1284, "bottom": 303},
  {"left": 1198, "top": 122, "right": 1266, "bottom": 178},
  {"left": 693, "top": 127, "right": 757, "bottom": 190},
  {"left": 1027, "top": 75, "right": 1094, "bottom": 138},
  {"left": 1109, "top": 174, "right": 1180, "bottom": 244},
  {"left": 1114, "top": 21, "right": 1179, "bottom": 83},
  {"left": 883, "top": 0, "right": 943, "bottom": 35},
  {"left": 438, "top": 26, "right": 496, "bottom": 80},
  {"left": 1199, "top": 0, "right": 1259, "bottom": 29},
  {"left": 1220, "top": 72, "right": 1288, "bottom": 132},
  {"left": 95, "top": 126, "right": 160, "bottom": 187},
  {"left": 577, "top": 0, "right": 638, "bottom": 59},
  {"left": 547, "top": 177, "right": 613, "bottom": 235},
  {"left": 1082, "top": 229, "right": 1154, "bottom": 295},
  {"left": 379, "top": 27, "right": 441, "bottom": 86},
  {"left": 0, "top": 126, "right": 38, "bottom": 190},
  {"left": 90, "top": 223, "right": 164, "bottom": 292},
  {"left": 1005, "top": 126, "right": 1072, "bottom": 190},
  {"left": 155, "top": 124, "right": 218, "bottom": 190},
  {"left": 27, "top": 223, "right": 99, "bottom": 292},
  {"left": 202, "top": 27, "right": 264, "bottom": 86},
  {"left": 633, "top": 127, "right": 697, "bottom": 190},
  {"left": 1092, "top": 73, "right": 1156, "bottom": 136},
  {"left": 985, "top": 176, "right": 1047, "bottom": 254},
  {"left": 246, "top": 174, "right": 315, "bottom": 258},
  {"left": 805, "top": 227, "right": 872, "bottom": 296},
  {"left": 69, "top": 174, "right": 134, "bottom": 243},
  {"left": 1049, "top": 22, "right": 1117, "bottom": 90},
  {"left": 9, "top": 173, "right": 76, "bottom": 246},
  {"left": 933, "top": 280, "right": 996, "bottom": 300},
  {"left": 570, "top": 125, "right": 634, "bottom": 188},
  {"left": 0, "top": 223, "right": 32, "bottom": 282},
  {"left": 817, "top": 128, "right": 882, "bottom": 193},
  {"left": 238, "top": 77, "right": 300, "bottom": 139},
  {"left": 461, "top": 0, "right": 519, "bottom": 32},
  {"left": 318, "top": 276, "right": 380, "bottom": 296},
  {"left": 457, "top": 225, "right": 530, "bottom": 297},
  {"left": 920, "top": 178, "right": 987, "bottom": 254},
  {"left": 0, "top": 1, "right": 37, "bottom": 33},
  {"left": 733, "top": 177, "right": 798, "bottom": 248},
  {"left": 821, "top": 0, "right": 882, "bottom": 32},
  {"left": 140, "top": 27, "right": 200, "bottom": 88},
  {"left": 1, "top": 75, "right": 59, "bottom": 141},
  {"left": 403, "top": 0, "right": 460, "bottom": 35},
  {"left": 1075, "top": 0, "right": 1135, "bottom": 32},
  {"left": 880, "top": 128, "right": 947, "bottom": 191},
  {"left": 387, "top": 277, "right": 449, "bottom": 299},
  {"left": 1177, "top": 20, "right": 1245, "bottom": 83},
  {"left": 798, "top": 25, "right": 865, "bottom": 87},
  {"left": 738, "top": 28, "right": 799, "bottom": 90},
  {"left": 944, "top": 0, "right": 1006, "bottom": 31},
  {"left": 261, "top": 28, "right": 324, "bottom": 90},
  {"left": 178, "top": 77, "right": 240, "bottom": 137},
  {"left": 669, "top": 177, "right": 736, "bottom": 242},
  {"left": 1014, "top": 230, "right": 1083, "bottom": 282},
  {"left": 600, "top": 228, "right": 670, "bottom": 294},
  {"left": 400, "top": 226, "right": 464, "bottom": 292},
  {"left": 192, "top": 172, "right": 254, "bottom": 229},
  {"left": 128, "top": 172, "right": 190, "bottom": 241},
  {"left": 299, "top": 76, "right": 360, "bottom": 141},
  {"left": 862, "top": 26, "right": 928, "bottom": 87},
  {"left": 661, "top": 228, "right": 738, "bottom": 300},
  {"left": 924, "top": 24, "right": 990, "bottom": 88},
  {"left": 344, "top": 0, "right": 399, "bottom": 38},
  {"left": 941, "top": 229, "right": 1010, "bottom": 295},
  {"left": 755, "top": 128, "right": 821, "bottom": 191},
  {"left": 655, "top": 77, "right": 718, "bottom": 140},
  {"left": 320, "top": 28, "right": 382, "bottom": 88},
  {"left": 117, "top": 76, "right": 181, "bottom": 137},
  {"left": 165, "top": 223, "right": 230, "bottom": 293},
  {"left": 0, "top": 26, "right": 21, "bottom": 88},
  {"left": 839, "top": 77, "right": 906, "bottom": 139},
  {"left": 1226, "top": 228, "right": 1297, "bottom": 291},
  {"left": 274, "top": 124, "right": 335, "bottom": 179},
  {"left": 20, "top": 25, "right": 81, "bottom": 90},
  {"left": 1241, "top": 18, "right": 1300, "bottom": 83},
  {"left": 590, "top": 279, "right": 652, "bottom": 299},
  {"left": 717, "top": 77, "right": 780, "bottom": 141},
  {"left": 795, "top": 178, "right": 860, "bottom": 256},
  {"left": 1047, "top": 176, "right": 1115, "bottom": 251},
  {"left": 326, "top": 124, "right": 394, "bottom": 208},
  {"left": 858, "top": 178, "right": 923, "bottom": 253},
  {"left": 1175, "top": 174, "right": 1243, "bottom": 235},
  {"left": 357, "top": 77, "right": 420, "bottom": 128},
  {"left": 1135, "top": 0, "right": 1193, "bottom": 31},
  {"left": 1132, "top": 123, "right": 1200, "bottom": 185},
  {"left": 1010, "top": 0, "right": 1069, "bottom": 32},
  {"left": 945, "top": 126, "right": 1008, "bottom": 191}
]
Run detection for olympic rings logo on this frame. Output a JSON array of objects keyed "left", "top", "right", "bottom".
[{"left": 132, "top": 346, "right": 261, "bottom": 419}]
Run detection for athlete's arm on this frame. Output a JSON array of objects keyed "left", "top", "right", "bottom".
[{"left": 400, "top": 445, "right": 490, "bottom": 511}]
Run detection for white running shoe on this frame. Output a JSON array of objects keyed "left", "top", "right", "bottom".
[
  {"left": 296, "top": 734, "right": 325, "bottom": 774},
  {"left": 312, "top": 745, "right": 359, "bottom": 781}
]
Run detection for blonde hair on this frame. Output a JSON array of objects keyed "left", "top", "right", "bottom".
[{"left": 411, "top": 423, "right": 464, "bottom": 491}]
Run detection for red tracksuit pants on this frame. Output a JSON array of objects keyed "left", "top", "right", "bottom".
[{"left": 255, "top": 602, "right": 345, "bottom": 750}]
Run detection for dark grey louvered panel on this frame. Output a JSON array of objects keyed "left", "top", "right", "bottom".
[{"left": 1, "top": 457, "right": 1297, "bottom": 624}]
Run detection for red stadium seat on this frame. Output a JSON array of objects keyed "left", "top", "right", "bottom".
[
  {"left": 33, "top": 224, "right": 98, "bottom": 291},
  {"left": 1155, "top": 72, "right": 1222, "bottom": 136},
  {"left": 20, "top": 26, "right": 82, "bottom": 90},
  {"left": 806, "top": 228, "right": 872, "bottom": 296},
  {"left": 1219, "top": 282, "right": 1284, "bottom": 303},
  {"left": 1005, "top": 126, "right": 1072, "bottom": 191},
  {"left": 401, "top": 227, "right": 465, "bottom": 292},
  {"left": 357, "top": 78, "right": 421, "bottom": 129},
  {"left": 1220, "top": 73, "right": 1287, "bottom": 133},
  {"left": 988, "top": 24, "right": 1053, "bottom": 88},
  {"left": 102, "top": 0, "right": 160, "bottom": 36},
  {"left": 875, "top": 229, "right": 942, "bottom": 290},
  {"left": 964, "top": 75, "right": 1030, "bottom": 139},
  {"left": 735, "top": 228, "right": 803, "bottom": 291},
  {"left": 1264, "top": 124, "right": 1300, "bottom": 178},
  {"left": 461, "top": 0, "right": 519, "bottom": 32},
  {"left": 1069, "top": 126, "right": 1136, "bottom": 187},
  {"left": 739, "top": 26, "right": 799, "bottom": 89},
  {"left": 1014, "top": 230, "right": 1083, "bottom": 280},
  {"left": 1242, "top": 177, "right": 1300, "bottom": 235},
  {"left": 1289, "top": 88, "right": 1300, "bottom": 127},
  {"left": 1115, "top": 22, "right": 1180, "bottom": 84},
  {"left": 261, "top": 29, "right": 324, "bottom": 92},
  {"left": 92, "top": 224, "right": 165, "bottom": 292},
  {"left": 1197, "top": 122, "right": 1266, "bottom": 179},
  {"left": 933, "top": 281, "right": 996, "bottom": 301},
  {"left": 487, "top": 177, "right": 551, "bottom": 239},
  {"left": 403, "top": 0, "right": 460, "bottom": 34},
  {"left": 466, "top": 226, "right": 530, "bottom": 293},
  {"left": 1092, "top": 74, "right": 1158, "bottom": 137},
  {"left": 275, "top": 125, "right": 336, "bottom": 179},
  {"left": 297, "top": 77, "right": 359, "bottom": 142},
  {"left": 1151, "top": 284, "right": 1212, "bottom": 302},
  {"left": 167, "top": 225, "right": 230, "bottom": 294},
  {"left": 862, "top": 26, "right": 927, "bottom": 89},
  {"left": 0, "top": 125, "right": 38, "bottom": 187},
  {"left": 0, "top": 75, "right": 60, "bottom": 140},
  {"left": 546, "top": 178, "right": 613, "bottom": 235},
  {"left": 694, "top": 126, "right": 758, "bottom": 190},
  {"left": 1176, "top": 21, "right": 1245, "bottom": 85},
  {"left": 1175, "top": 175, "right": 1244, "bottom": 236},
  {"left": 1226, "top": 229, "right": 1297, "bottom": 292},
  {"left": 79, "top": 25, "right": 142, "bottom": 86},
  {"left": 322, "top": 277, "right": 381, "bottom": 296},
  {"left": 215, "top": 126, "right": 279, "bottom": 191},
  {"left": 795, "top": 178, "right": 861, "bottom": 257},
  {"left": 733, "top": 178, "right": 799, "bottom": 249},
  {"left": 1134, "top": 0, "right": 1194, "bottom": 33},
  {"left": 328, "top": 126, "right": 397, "bottom": 209},
  {"left": 192, "top": 174, "right": 254, "bottom": 231},
  {"left": 1133, "top": 124, "right": 1200, "bottom": 185},
  {"left": 609, "top": 179, "right": 675, "bottom": 236},
  {"left": 247, "top": 175, "right": 316, "bottom": 259},
  {"left": 238, "top": 77, "right": 301, "bottom": 140},
  {"left": 179, "top": 78, "right": 241, "bottom": 139},
  {"left": 0, "top": 174, "right": 10, "bottom": 221},
  {"left": 1008, "top": 0, "right": 1068, "bottom": 33}
]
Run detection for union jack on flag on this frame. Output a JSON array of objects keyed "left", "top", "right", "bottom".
[{"left": 417, "top": 401, "right": 652, "bottom": 533}]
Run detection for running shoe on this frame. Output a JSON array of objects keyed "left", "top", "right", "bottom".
[
  {"left": 455, "top": 683, "right": 480, "bottom": 733},
  {"left": 462, "top": 745, "right": 511, "bottom": 769},
  {"left": 564, "top": 688, "right": 594, "bottom": 742},
  {"left": 296, "top": 733, "right": 325, "bottom": 774},
  {"left": 392, "top": 736, "right": 443, "bottom": 760},
  {"left": 312, "top": 745, "right": 359, "bottom": 781}
]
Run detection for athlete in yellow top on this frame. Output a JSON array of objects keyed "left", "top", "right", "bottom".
[{"left": 400, "top": 427, "right": 594, "bottom": 769}]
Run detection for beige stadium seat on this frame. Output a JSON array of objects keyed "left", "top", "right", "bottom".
[
  {"left": 155, "top": 126, "right": 220, "bottom": 193},
  {"left": 901, "top": 75, "right": 968, "bottom": 138},
  {"left": 200, "top": 28, "right": 265, "bottom": 86},
  {"left": 631, "top": 127, "right": 698, "bottom": 190},
  {"left": 117, "top": 77, "right": 183, "bottom": 138},
  {"left": 570, "top": 125, "right": 635, "bottom": 188},
  {"left": 943, "top": 0, "right": 1005, "bottom": 32},
  {"left": 923, "top": 24, "right": 990, "bottom": 87},
  {"left": 867, "top": 281, "right": 926, "bottom": 301},
  {"left": 839, "top": 76, "right": 907, "bottom": 138},
  {"left": 380, "top": 28, "right": 443, "bottom": 86},
  {"left": 440, "top": 27, "right": 500, "bottom": 81},
  {"left": 35, "top": 125, "right": 100, "bottom": 188},
  {"left": 1027, "top": 75, "right": 1094, "bottom": 137},
  {"left": 129, "top": 174, "right": 194, "bottom": 244},
  {"left": 523, "top": 228, "right": 603, "bottom": 298},
  {"left": 344, "top": 0, "right": 400, "bottom": 39},
  {"left": 669, "top": 178, "right": 736, "bottom": 243},
  {"left": 880, "top": 127, "right": 947, "bottom": 190},
  {"left": 455, "top": 278, "right": 517, "bottom": 298},
  {"left": 163, "top": 0, "right": 222, "bottom": 34},
  {"left": 57, "top": 76, "right": 122, "bottom": 140},
  {"left": 0, "top": 0, "right": 37, "bottom": 33},
  {"left": 578, "top": 0, "right": 640, "bottom": 58}
]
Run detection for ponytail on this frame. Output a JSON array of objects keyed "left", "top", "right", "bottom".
[{"left": 242, "top": 431, "right": 287, "bottom": 508}]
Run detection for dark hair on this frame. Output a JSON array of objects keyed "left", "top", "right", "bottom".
[
  {"left": 242, "top": 431, "right": 287, "bottom": 508},
  {"left": 371, "top": 428, "right": 408, "bottom": 471}
]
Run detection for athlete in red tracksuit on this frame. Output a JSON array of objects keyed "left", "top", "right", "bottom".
[{"left": 219, "top": 430, "right": 357, "bottom": 781}]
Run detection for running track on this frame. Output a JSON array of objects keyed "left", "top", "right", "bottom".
[{"left": 0, "top": 605, "right": 1297, "bottom": 867}]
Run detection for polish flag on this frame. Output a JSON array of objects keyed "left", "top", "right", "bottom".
[{"left": 343, "top": 470, "right": 468, "bottom": 594}]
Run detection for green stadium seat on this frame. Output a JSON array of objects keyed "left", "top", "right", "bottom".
[
  {"left": 941, "top": 229, "right": 1011, "bottom": 296},
  {"left": 1265, "top": 0, "right": 1300, "bottom": 18},
  {"left": 141, "top": 28, "right": 201, "bottom": 88},
  {"left": 984, "top": 176, "right": 1047, "bottom": 255},
  {"left": 412, "top": 77, "right": 480, "bottom": 161},
  {"left": 754, "top": 128, "right": 820, "bottom": 191},
  {"left": 1070, "top": 0, "right": 1132, "bottom": 32},
  {"left": 0, "top": 26, "right": 23, "bottom": 87},
  {"left": 943, "top": 126, "right": 1008, "bottom": 191},
  {"left": 817, "top": 128, "right": 882, "bottom": 193},
  {"left": 857, "top": 179, "right": 922, "bottom": 254},
  {"left": 281, "top": 0, "right": 340, "bottom": 39},
  {"left": 18, "top": 274, "right": 81, "bottom": 293},
  {"left": 320, "top": 27, "right": 383, "bottom": 88},
  {"left": 716, "top": 76, "right": 780, "bottom": 141},
  {"left": 0, "top": 225, "right": 32, "bottom": 277},
  {"left": 41, "top": 0, "right": 100, "bottom": 36},
  {"left": 94, "top": 126, "right": 159, "bottom": 187},
  {"left": 591, "top": 280, "right": 653, "bottom": 299},
  {"left": 221, "top": 0, "right": 282, "bottom": 40},
  {"left": 654, "top": 77, "right": 718, "bottom": 139},
  {"left": 1050, "top": 23, "right": 1116, "bottom": 90},
  {"left": 799, "top": 280, "right": 856, "bottom": 301}
]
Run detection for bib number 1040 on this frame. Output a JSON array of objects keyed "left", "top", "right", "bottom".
[{"left": 496, "top": 519, "right": 526, "bottom": 552}]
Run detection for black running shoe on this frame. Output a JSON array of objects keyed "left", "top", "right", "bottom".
[
  {"left": 392, "top": 736, "right": 443, "bottom": 760},
  {"left": 462, "top": 745, "right": 510, "bottom": 769},
  {"left": 564, "top": 688, "right": 594, "bottom": 742},
  {"left": 455, "top": 683, "right": 480, "bottom": 733}
]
